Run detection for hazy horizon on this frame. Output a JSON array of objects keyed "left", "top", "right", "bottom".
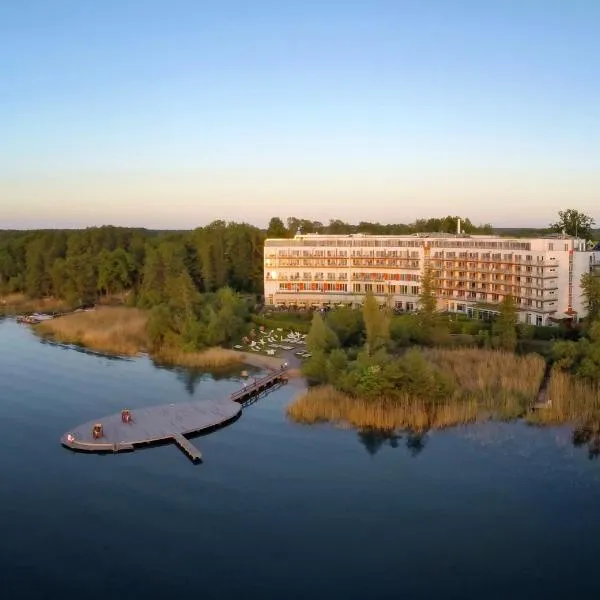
[
  {"left": 2, "top": 1, "right": 599, "bottom": 229},
  {"left": 0, "top": 212, "right": 592, "bottom": 232}
]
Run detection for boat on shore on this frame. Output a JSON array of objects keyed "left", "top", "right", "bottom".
[{"left": 16, "top": 312, "right": 56, "bottom": 325}]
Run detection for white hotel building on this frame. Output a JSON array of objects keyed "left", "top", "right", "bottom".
[{"left": 264, "top": 231, "right": 600, "bottom": 326}]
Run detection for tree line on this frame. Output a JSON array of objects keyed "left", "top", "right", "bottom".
[
  {"left": 266, "top": 209, "right": 597, "bottom": 239},
  {"left": 266, "top": 215, "right": 495, "bottom": 237},
  {"left": 0, "top": 209, "right": 595, "bottom": 308},
  {"left": 0, "top": 222, "right": 265, "bottom": 305}
]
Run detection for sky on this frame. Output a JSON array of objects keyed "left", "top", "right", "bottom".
[{"left": 1, "top": 0, "right": 599, "bottom": 229}]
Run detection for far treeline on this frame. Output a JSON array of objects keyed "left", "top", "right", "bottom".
[
  {"left": 0, "top": 209, "right": 597, "bottom": 354},
  {"left": 0, "top": 208, "right": 595, "bottom": 304}
]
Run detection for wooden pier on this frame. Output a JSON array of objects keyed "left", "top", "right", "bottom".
[
  {"left": 61, "top": 366, "right": 288, "bottom": 462},
  {"left": 229, "top": 366, "right": 288, "bottom": 403},
  {"left": 173, "top": 433, "right": 203, "bottom": 462}
]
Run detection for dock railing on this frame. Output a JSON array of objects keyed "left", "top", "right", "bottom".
[{"left": 230, "top": 365, "right": 287, "bottom": 403}]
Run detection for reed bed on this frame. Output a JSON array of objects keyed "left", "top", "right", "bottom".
[
  {"left": 1, "top": 293, "right": 70, "bottom": 315},
  {"left": 527, "top": 368, "right": 600, "bottom": 425},
  {"left": 288, "top": 348, "right": 547, "bottom": 431},
  {"left": 425, "top": 348, "right": 546, "bottom": 405},
  {"left": 34, "top": 306, "right": 281, "bottom": 370},
  {"left": 153, "top": 347, "right": 245, "bottom": 369},
  {"left": 287, "top": 386, "right": 481, "bottom": 432},
  {"left": 37, "top": 307, "right": 149, "bottom": 356}
]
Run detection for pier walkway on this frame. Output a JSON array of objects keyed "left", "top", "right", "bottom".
[{"left": 61, "top": 366, "right": 288, "bottom": 462}]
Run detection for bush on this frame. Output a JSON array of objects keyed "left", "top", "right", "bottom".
[
  {"left": 251, "top": 314, "right": 310, "bottom": 334},
  {"left": 532, "top": 325, "right": 558, "bottom": 341}
]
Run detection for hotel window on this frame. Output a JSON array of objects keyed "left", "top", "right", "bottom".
[
  {"left": 376, "top": 284, "right": 385, "bottom": 294},
  {"left": 406, "top": 302, "right": 414, "bottom": 311},
  {"left": 364, "top": 283, "right": 373, "bottom": 292},
  {"left": 411, "top": 286, "right": 419, "bottom": 295},
  {"left": 388, "top": 285, "right": 396, "bottom": 293},
  {"left": 353, "top": 283, "right": 361, "bottom": 293}
]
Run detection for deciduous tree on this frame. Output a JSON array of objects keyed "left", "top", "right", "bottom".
[
  {"left": 306, "top": 312, "right": 339, "bottom": 354},
  {"left": 362, "top": 290, "right": 390, "bottom": 356},
  {"left": 550, "top": 209, "right": 595, "bottom": 238},
  {"left": 493, "top": 295, "right": 518, "bottom": 351}
]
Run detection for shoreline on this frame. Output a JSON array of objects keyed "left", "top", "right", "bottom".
[
  {"left": 28, "top": 318, "right": 301, "bottom": 376},
  {"left": 25, "top": 305, "right": 306, "bottom": 376}
]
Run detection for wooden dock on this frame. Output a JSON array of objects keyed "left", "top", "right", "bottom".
[
  {"left": 229, "top": 366, "right": 288, "bottom": 403},
  {"left": 173, "top": 433, "right": 203, "bottom": 462},
  {"left": 61, "top": 366, "right": 288, "bottom": 461}
]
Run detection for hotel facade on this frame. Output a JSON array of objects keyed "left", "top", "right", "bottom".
[{"left": 264, "top": 232, "right": 600, "bottom": 326}]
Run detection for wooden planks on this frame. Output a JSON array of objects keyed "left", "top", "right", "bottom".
[
  {"left": 229, "top": 367, "right": 287, "bottom": 403},
  {"left": 172, "top": 434, "right": 202, "bottom": 463},
  {"left": 61, "top": 398, "right": 241, "bottom": 455},
  {"left": 61, "top": 366, "right": 288, "bottom": 461}
]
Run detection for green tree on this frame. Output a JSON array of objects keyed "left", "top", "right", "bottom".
[
  {"left": 417, "top": 263, "right": 440, "bottom": 342},
  {"left": 266, "top": 217, "right": 289, "bottom": 238},
  {"left": 549, "top": 209, "right": 595, "bottom": 238},
  {"left": 168, "top": 270, "right": 201, "bottom": 338},
  {"left": 306, "top": 312, "right": 339, "bottom": 353},
  {"left": 25, "top": 238, "right": 49, "bottom": 297},
  {"left": 362, "top": 290, "right": 390, "bottom": 355},
  {"left": 212, "top": 287, "right": 250, "bottom": 345},
  {"left": 493, "top": 295, "right": 518, "bottom": 351},
  {"left": 326, "top": 308, "right": 364, "bottom": 347},
  {"left": 301, "top": 350, "right": 329, "bottom": 383},
  {"left": 97, "top": 248, "right": 134, "bottom": 296},
  {"left": 326, "top": 348, "right": 349, "bottom": 385},
  {"left": 581, "top": 272, "right": 600, "bottom": 324}
]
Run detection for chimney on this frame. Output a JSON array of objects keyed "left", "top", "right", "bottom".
[{"left": 457, "top": 218, "right": 461, "bottom": 235}]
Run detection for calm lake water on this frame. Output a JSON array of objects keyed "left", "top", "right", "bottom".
[{"left": 1, "top": 318, "right": 600, "bottom": 599}]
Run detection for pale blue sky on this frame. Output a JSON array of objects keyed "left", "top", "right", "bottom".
[{"left": 1, "top": 0, "right": 599, "bottom": 229}]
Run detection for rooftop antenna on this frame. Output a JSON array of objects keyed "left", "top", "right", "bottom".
[{"left": 457, "top": 218, "right": 461, "bottom": 235}]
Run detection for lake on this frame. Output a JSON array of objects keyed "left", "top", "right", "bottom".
[{"left": 1, "top": 317, "right": 599, "bottom": 599}]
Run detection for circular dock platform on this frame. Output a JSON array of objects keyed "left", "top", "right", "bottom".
[{"left": 61, "top": 399, "right": 241, "bottom": 453}]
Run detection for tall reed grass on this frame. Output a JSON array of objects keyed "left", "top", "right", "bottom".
[
  {"left": 527, "top": 368, "right": 600, "bottom": 425},
  {"left": 153, "top": 347, "right": 245, "bottom": 369},
  {"left": 288, "top": 348, "right": 547, "bottom": 431},
  {"left": 287, "top": 386, "right": 480, "bottom": 431},
  {"left": 425, "top": 348, "right": 545, "bottom": 406},
  {"left": 37, "top": 307, "right": 257, "bottom": 369},
  {"left": 1, "top": 293, "right": 70, "bottom": 315},
  {"left": 37, "top": 307, "right": 149, "bottom": 356}
]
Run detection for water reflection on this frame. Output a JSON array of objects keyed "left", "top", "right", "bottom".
[
  {"left": 152, "top": 363, "right": 263, "bottom": 395},
  {"left": 357, "top": 428, "right": 428, "bottom": 457},
  {"left": 38, "top": 337, "right": 132, "bottom": 361},
  {"left": 572, "top": 425, "right": 600, "bottom": 460}
]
